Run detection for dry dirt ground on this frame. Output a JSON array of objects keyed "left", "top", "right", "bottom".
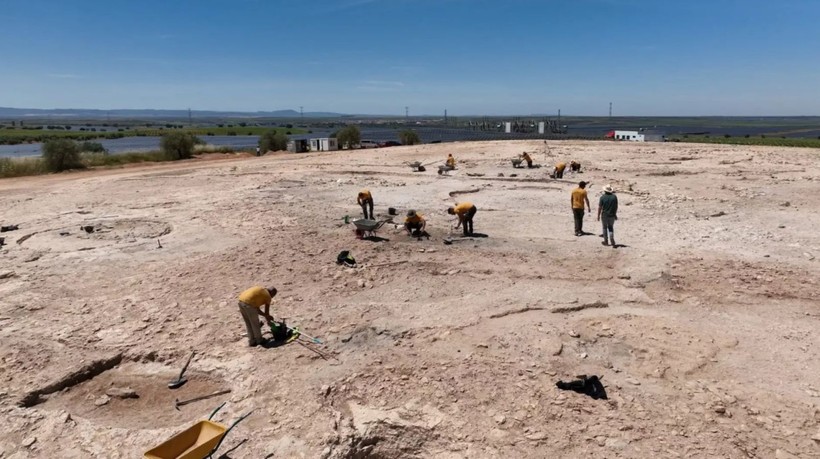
[{"left": 1, "top": 140, "right": 819, "bottom": 458}]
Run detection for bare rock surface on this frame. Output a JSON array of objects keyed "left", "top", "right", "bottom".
[{"left": 1, "top": 141, "right": 819, "bottom": 457}]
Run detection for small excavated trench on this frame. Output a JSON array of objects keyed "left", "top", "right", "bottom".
[{"left": 18, "top": 355, "right": 227, "bottom": 429}]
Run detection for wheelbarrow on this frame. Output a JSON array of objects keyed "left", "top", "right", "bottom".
[
  {"left": 352, "top": 218, "right": 389, "bottom": 238},
  {"left": 144, "top": 403, "right": 253, "bottom": 459},
  {"left": 511, "top": 158, "right": 523, "bottom": 168}
]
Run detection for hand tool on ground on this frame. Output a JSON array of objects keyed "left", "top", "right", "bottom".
[
  {"left": 168, "top": 351, "right": 195, "bottom": 389},
  {"left": 174, "top": 389, "right": 231, "bottom": 410},
  {"left": 291, "top": 327, "right": 323, "bottom": 345}
]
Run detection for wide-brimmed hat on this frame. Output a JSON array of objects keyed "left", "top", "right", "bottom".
[
  {"left": 603, "top": 184, "right": 614, "bottom": 193},
  {"left": 407, "top": 209, "right": 417, "bottom": 217}
]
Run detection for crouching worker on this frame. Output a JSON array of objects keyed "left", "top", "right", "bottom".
[
  {"left": 404, "top": 209, "right": 427, "bottom": 237},
  {"left": 238, "top": 285, "right": 276, "bottom": 347},
  {"left": 448, "top": 202, "right": 477, "bottom": 236},
  {"left": 570, "top": 160, "right": 581, "bottom": 172}
]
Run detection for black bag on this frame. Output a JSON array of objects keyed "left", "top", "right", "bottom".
[
  {"left": 336, "top": 250, "right": 356, "bottom": 267},
  {"left": 270, "top": 320, "right": 291, "bottom": 341},
  {"left": 556, "top": 375, "right": 607, "bottom": 400}
]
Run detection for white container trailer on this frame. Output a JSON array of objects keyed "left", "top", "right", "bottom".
[
  {"left": 309, "top": 138, "right": 339, "bottom": 151},
  {"left": 614, "top": 130, "right": 645, "bottom": 142}
]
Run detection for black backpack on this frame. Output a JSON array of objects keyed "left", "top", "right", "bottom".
[{"left": 336, "top": 250, "right": 356, "bottom": 267}]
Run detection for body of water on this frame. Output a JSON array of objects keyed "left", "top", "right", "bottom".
[{"left": 2, "top": 124, "right": 817, "bottom": 158}]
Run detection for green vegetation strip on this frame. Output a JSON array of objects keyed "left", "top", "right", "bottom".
[
  {"left": 671, "top": 135, "right": 820, "bottom": 148},
  {"left": 1, "top": 152, "right": 161, "bottom": 178},
  {"left": 0, "top": 126, "right": 306, "bottom": 145}
]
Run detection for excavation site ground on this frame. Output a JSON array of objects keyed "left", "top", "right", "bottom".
[{"left": 1, "top": 140, "right": 819, "bottom": 458}]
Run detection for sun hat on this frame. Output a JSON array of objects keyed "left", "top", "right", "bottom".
[
  {"left": 407, "top": 209, "right": 417, "bottom": 217},
  {"left": 603, "top": 184, "right": 614, "bottom": 193}
]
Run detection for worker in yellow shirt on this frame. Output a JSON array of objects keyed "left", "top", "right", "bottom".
[
  {"left": 570, "top": 160, "right": 581, "bottom": 172},
  {"left": 571, "top": 181, "right": 591, "bottom": 236},
  {"left": 237, "top": 286, "right": 277, "bottom": 347},
  {"left": 521, "top": 152, "right": 533, "bottom": 168},
  {"left": 404, "top": 209, "right": 427, "bottom": 236},
  {"left": 446, "top": 154, "right": 456, "bottom": 169},
  {"left": 448, "top": 202, "right": 477, "bottom": 236},
  {"left": 357, "top": 189, "right": 374, "bottom": 220},
  {"left": 553, "top": 162, "right": 567, "bottom": 179}
]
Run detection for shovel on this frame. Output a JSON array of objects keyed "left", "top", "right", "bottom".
[{"left": 168, "top": 351, "right": 195, "bottom": 389}]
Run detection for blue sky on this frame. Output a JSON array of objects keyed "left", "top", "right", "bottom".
[{"left": 1, "top": 0, "right": 819, "bottom": 115}]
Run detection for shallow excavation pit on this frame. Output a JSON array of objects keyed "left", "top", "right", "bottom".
[{"left": 18, "top": 353, "right": 124, "bottom": 408}]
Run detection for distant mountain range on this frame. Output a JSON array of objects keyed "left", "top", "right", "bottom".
[{"left": 0, "top": 107, "right": 344, "bottom": 119}]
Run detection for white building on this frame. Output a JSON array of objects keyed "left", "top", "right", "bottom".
[
  {"left": 613, "top": 130, "right": 645, "bottom": 141},
  {"left": 309, "top": 138, "right": 338, "bottom": 151}
]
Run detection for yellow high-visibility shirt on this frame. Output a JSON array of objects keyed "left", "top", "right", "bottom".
[
  {"left": 358, "top": 190, "right": 372, "bottom": 202},
  {"left": 238, "top": 286, "right": 271, "bottom": 308},
  {"left": 405, "top": 214, "right": 425, "bottom": 225},
  {"left": 453, "top": 202, "right": 474, "bottom": 218},
  {"left": 571, "top": 188, "right": 588, "bottom": 209},
  {"left": 555, "top": 162, "right": 567, "bottom": 172},
  {"left": 446, "top": 156, "right": 456, "bottom": 168},
  {"left": 522, "top": 153, "right": 532, "bottom": 162}
]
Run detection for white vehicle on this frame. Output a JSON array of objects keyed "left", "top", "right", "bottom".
[{"left": 359, "top": 140, "right": 380, "bottom": 149}]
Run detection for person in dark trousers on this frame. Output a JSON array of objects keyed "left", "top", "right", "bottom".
[
  {"left": 553, "top": 162, "right": 566, "bottom": 179},
  {"left": 448, "top": 202, "right": 477, "bottom": 236},
  {"left": 571, "top": 181, "right": 591, "bottom": 236},
  {"left": 357, "top": 189, "right": 374, "bottom": 220},
  {"left": 598, "top": 184, "right": 619, "bottom": 247},
  {"left": 404, "top": 209, "right": 426, "bottom": 236},
  {"left": 521, "top": 151, "right": 533, "bottom": 168}
]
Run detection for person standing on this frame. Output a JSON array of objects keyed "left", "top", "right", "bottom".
[
  {"left": 571, "top": 181, "right": 591, "bottom": 236},
  {"left": 357, "top": 189, "right": 374, "bottom": 220},
  {"left": 553, "top": 162, "right": 567, "bottom": 179},
  {"left": 448, "top": 202, "right": 477, "bottom": 236},
  {"left": 256, "top": 146, "right": 261, "bottom": 156},
  {"left": 597, "top": 184, "right": 619, "bottom": 247},
  {"left": 237, "top": 286, "right": 277, "bottom": 347}
]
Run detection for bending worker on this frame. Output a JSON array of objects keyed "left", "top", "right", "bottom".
[
  {"left": 448, "top": 202, "right": 477, "bottom": 236},
  {"left": 404, "top": 209, "right": 426, "bottom": 236},
  {"left": 446, "top": 154, "right": 456, "bottom": 170},
  {"left": 238, "top": 285, "right": 277, "bottom": 347},
  {"left": 553, "top": 162, "right": 567, "bottom": 179},
  {"left": 357, "top": 189, "right": 374, "bottom": 220},
  {"left": 521, "top": 151, "right": 533, "bottom": 168},
  {"left": 570, "top": 160, "right": 581, "bottom": 172}
]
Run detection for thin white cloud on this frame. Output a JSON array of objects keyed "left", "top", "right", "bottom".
[{"left": 356, "top": 80, "right": 406, "bottom": 91}]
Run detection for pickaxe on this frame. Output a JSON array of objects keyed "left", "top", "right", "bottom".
[{"left": 174, "top": 389, "right": 231, "bottom": 410}]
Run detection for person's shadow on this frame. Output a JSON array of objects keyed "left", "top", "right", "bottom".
[
  {"left": 363, "top": 236, "right": 389, "bottom": 242},
  {"left": 261, "top": 337, "right": 298, "bottom": 349},
  {"left": 468, "top": 232, "right": 489, "bottom": 238}
]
